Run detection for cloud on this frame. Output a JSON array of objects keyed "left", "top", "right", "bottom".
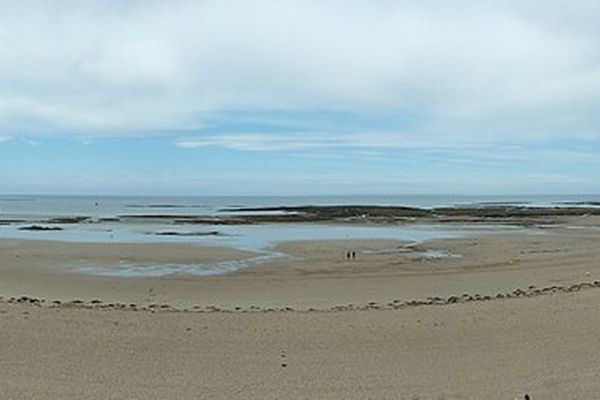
[
  {"left": 174, "top": 131, "right": 600, "bottom": 172},
  {"left": 0, "top": 0, "right": 599, "bottom": 147},
  {"left": 175, "top": 131, "right": 483, "bottom": 151}
]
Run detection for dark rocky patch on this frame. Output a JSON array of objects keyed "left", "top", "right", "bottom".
[
  {"left": 555, "top": 201, "right": 600, "bottom": 206},
  {"left": 45, "top": 216, "right": 91, "bottom": 224},
  {"left": 219, "top": 204, "right": 600, "bottom": 224},
  {"left": 222, "top": 205, "right": 432, "bottom": 219},
  {"left": 98, "top": 217, "right": 121, "bottom": 222},
  {"left": 18, "top": 225, "right": 63, "bottom": 231},
  {"left": 434, "top": 206, "right": 600, "bottom": 218},
  {"left": 116, "top": 204, "right": 600, "bottom": 226},
  {"left": 0, "top": 219, "right": 26, "bottom": 225},
  {"left": 150, "top": 230, "right": 222, "bottom": 237}
]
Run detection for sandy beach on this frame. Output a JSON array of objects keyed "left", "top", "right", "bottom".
[
  {"left": 1, "top": 223, "right": 600, "bottom": 310},
  {"left": 1, "top": 216, "right": 600, "bottom": 399},
  {"left": 3, "top": 288, "right": 600, "bottom": 399}
]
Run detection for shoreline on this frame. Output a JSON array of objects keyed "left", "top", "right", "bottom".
[{"left": 2, "top": 222, "right": 600, "bottom": 310}]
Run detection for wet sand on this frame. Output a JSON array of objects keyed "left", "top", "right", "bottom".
[
  {"left": 1, "top": 226, "right": 600, "bottom": 310},
  {"left": 2, "top": 221, "right": 600, "bottom": 398}
]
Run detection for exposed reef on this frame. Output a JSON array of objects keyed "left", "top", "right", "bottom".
[
  {"left": 45, "top": 216, "right": 91, "bottom": 224},
  {"left": 150, "top": 231, "right": 222, "bottom": 237},
  {"left": 4, "top": 205, "right": 600, "bottom": 229},
  {"left": 213, "top": 205, "right": 600, "bottom": 225},
  {"left": 18, "top": 225, "right": 64, "bottom": 231},
  {"left": 0, "top": 219, "right": 26, "bottom": 225}
]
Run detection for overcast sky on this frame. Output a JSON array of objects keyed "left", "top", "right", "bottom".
[{"left": 1, "top": 1, "right": 600, "bottom": 195}]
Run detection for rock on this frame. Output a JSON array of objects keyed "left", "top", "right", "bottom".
[{"left": 18, "top": 225, "right": 63, "bottom": 231}]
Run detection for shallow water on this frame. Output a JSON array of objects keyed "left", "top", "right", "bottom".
[
  {"left": 0, "top": 221, "right": 535, "bottom": 277},
  {"left": 0, "top": 194, "right": 553, "bottom": 277},
  {"left": 0, "top": 220, "right": 525, "bottom": 251},
  {"left": 74, "top": 253, "right": 286, "bottom": 277}
]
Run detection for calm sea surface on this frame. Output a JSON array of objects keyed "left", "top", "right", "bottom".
[{"left": 1, "top": 194, "right": 599, "bottom": 219}]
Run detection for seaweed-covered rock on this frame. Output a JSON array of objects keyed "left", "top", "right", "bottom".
[{"left": 18, "top": 225, "right": 63, "bottom": 231}]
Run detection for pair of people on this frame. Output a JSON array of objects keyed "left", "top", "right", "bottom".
[{"left": 346, "top": 251, "right": 356, "bottom": 260}]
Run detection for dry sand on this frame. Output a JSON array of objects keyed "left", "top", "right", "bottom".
[
  {"left": 2, "top": 223, "right": 600, "bottom": 398},
  {"left": 2, "top": 290, "right": 600, "bottom": 399}
]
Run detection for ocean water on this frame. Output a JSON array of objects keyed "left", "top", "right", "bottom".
[
  {"left": 1, "top": 194, "right": 599, "bottom": 220},
  {"left": 0, "top": 194, "right": 579, "bottom": 276}
]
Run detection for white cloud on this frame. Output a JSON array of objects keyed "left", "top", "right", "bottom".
[
  {"left": 175, "top": 132, "right": 478, "bottom": 151},
  {"left": 0, "top": 0, "right": 599, "bottom": 144}
]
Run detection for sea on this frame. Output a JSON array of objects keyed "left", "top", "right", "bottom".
[
  {"left": 0, "top": 194, "right": 595, "bottom": 276},
  {"left": 1, "top": 194, "right": 599, "bottom": 219}
]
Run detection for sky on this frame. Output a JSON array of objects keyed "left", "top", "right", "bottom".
[{"left": 1, "top": 0, "right": 600, "bottom": 195}]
